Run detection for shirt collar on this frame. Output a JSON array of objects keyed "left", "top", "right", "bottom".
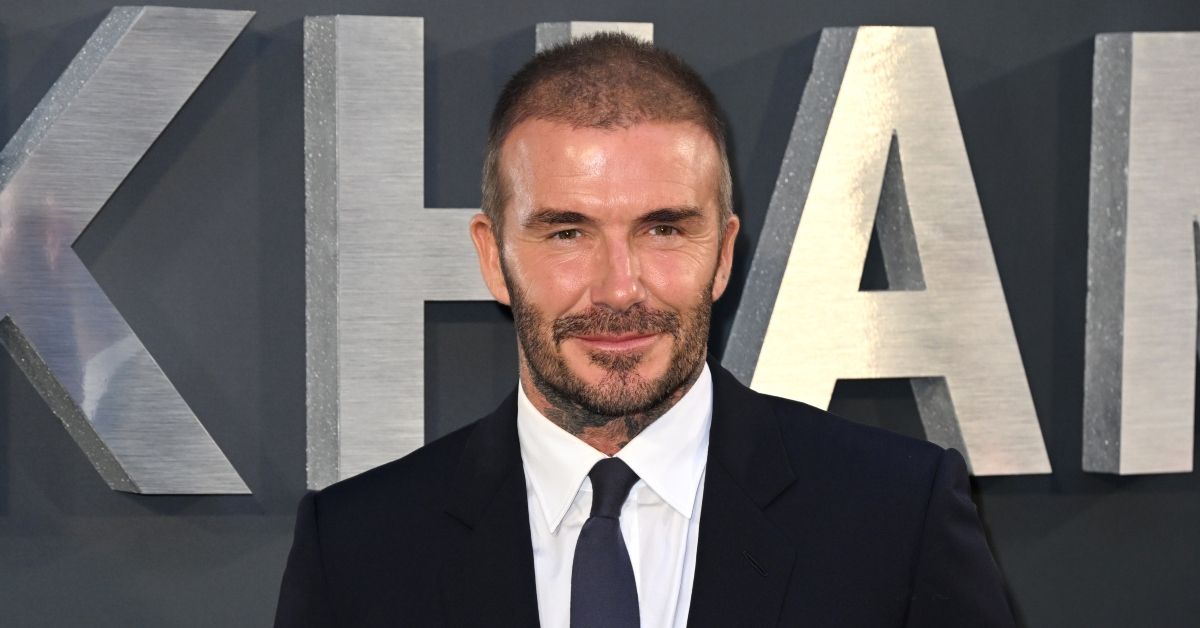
[{"left": 516, "top": 363, "right": 713, "bottom": 532}]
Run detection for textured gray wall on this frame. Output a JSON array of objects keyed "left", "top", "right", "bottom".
[{"left": 1, "top": 1, "right": 1199, "bottom": 626}]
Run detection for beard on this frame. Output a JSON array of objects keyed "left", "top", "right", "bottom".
[{"left": 504, "top": 264, "right": 712, "bottom": 426}]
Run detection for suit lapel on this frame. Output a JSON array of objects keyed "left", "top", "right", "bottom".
[
  {"left": 441, "top": 392, "right": 541, "bottom": 627},
  {"left": 687, "top": 362, "right": 798, "bottom": 627}
]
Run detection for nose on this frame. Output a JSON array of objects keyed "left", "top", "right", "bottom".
[{"left": 590, "top": 236, "right": 645, "bottom": 312}]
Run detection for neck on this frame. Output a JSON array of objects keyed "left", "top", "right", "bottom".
[{"left": 522, "top": 361, "right": 704, "bottom": 456}]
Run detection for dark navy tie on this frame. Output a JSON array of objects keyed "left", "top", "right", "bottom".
[{"left": 571, "top": 457, "right": 641, "bottom": 628}]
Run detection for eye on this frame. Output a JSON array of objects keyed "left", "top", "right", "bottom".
[
  {"left": 551, "top": 228, "right": 581, "bottom": 240},
  {"left": 649, "top": 225, "right": 680, "bottom": 236}
]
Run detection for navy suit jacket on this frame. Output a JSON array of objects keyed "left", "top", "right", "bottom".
[{"left": 275, "top": 362, "right": 1016, "bottom": 627}]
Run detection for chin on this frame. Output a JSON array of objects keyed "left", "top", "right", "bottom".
[{"left": 584, "top": 351, "right": 669, "bottom": 383}]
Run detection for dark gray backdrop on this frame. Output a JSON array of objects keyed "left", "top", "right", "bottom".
[{"left": 2, "top": 1, "right": 1199, "bottom": 626}]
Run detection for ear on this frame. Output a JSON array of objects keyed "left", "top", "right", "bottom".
[
  {"left": 470, "top": 212, "right": 512, "bottom": 306},
  {"left": 711, "top": 214, "right": 740, "bottom": 302}
]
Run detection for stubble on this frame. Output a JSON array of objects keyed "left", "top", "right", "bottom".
[{"left": 505, "top": 263, "right": 712, "bottom": 449}]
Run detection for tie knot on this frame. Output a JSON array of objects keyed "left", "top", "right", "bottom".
[{"left": 588, "top": 457, "right": 640, "bottom": 518}]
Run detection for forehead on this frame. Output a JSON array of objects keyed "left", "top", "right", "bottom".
[{"left": 498, "top": 119, "right": 721, "bottom": 217}]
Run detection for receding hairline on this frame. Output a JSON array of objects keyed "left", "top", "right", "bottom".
[
  {"left": 481, "top": 32, "right": 734, "bottom": 237},
  {"left": 492, "top": 118, "right": 729, "bottom": 227}
]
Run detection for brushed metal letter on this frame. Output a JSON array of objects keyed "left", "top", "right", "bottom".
[
  {"left": 1084, "top": 33, "right": 1200, "bottom": 474},
  {"left": 725, "top": 27, "right": 1050, "bottom": 475},
  {"left": 304, "top": 16, "right": 488, "bottom": 488},
  {"left": 305, "top": 18, "right": 655, "bottom": 489},
  {"left": 0, "top": 7, "right": 253, "bottom": 493}
]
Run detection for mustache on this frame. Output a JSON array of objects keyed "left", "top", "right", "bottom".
[{"left": 552, "top": 305, "right": 681, "bottom": 345}]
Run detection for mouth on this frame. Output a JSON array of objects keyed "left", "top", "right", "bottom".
[{"left": 572, "top": 332, "right": 660, "bottom": 352}]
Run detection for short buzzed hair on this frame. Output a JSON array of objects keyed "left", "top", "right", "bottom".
[{"left": 481, "top": 33, "right": 733, "bottom": 238}]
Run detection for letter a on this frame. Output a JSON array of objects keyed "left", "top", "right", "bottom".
[{"left": 725, "top": 27, "right": 1050, "bottom": 475}]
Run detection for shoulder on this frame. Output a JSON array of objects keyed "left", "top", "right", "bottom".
[
  {"left": 708, "top": 362, "right": 950, "bottom": 500},
  {"left": 745, "top": 390, "right": 965, "bottom": 567},
  {"left": 306, "top": 420, "right": 480, "bottom": 533},
  {"left": 281, "top": 418, "right": 490, "bottom": 607},
  {"left": 297, "top": 387, "right": 521, "bottom": 545},
  {"left": 711, "top": 358, "right": 947, "bottom": 474},
  {"left": 754, "top": 389, "right": 951, "bottom": 502},
  {"left": 275, "top": 413, "right": 512, "bottom": 624},
  {"left": 769, "top": 391, "right": 944, "bottom": 466}
]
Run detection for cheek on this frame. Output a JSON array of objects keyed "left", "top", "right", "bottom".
[
  {"left": 509, "top": 249, "right": 592, "bottom": 311},
  {"left": 640, "top": 248, "right": 715, "bottom": 298}
]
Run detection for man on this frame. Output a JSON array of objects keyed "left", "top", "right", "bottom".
[{"left": 275, "top": 33, "right": 1015, "bottom": 627}]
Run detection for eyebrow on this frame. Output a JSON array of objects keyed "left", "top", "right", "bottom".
[
  {"left": 521, "top": 206, "right": 706, "bottom": 230},
  {"left": 522, "top": 208, "right": 594, "bottom": 229},
  {"left": 640, "top": 206, "right": 705, "bottom": 224}
]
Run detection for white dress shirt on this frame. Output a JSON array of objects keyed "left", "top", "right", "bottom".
[{"left": 516, "top": 363, "right": 713, "bottom": 628}]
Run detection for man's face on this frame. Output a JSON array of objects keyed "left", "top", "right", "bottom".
[{"left": 471, "top": 119, "right": 738, "bottom": 419}]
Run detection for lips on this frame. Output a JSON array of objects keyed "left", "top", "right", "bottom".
[{"left": 573, "top": 332, "right": 660, "bottom": 351}]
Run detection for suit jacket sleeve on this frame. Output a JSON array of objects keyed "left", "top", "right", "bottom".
[
  {"left": 903, "top": 448, "right": 1017, "bottom": 627},
  {"left": 275, "top": 491, "right": 336, "bottom": 628}
]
